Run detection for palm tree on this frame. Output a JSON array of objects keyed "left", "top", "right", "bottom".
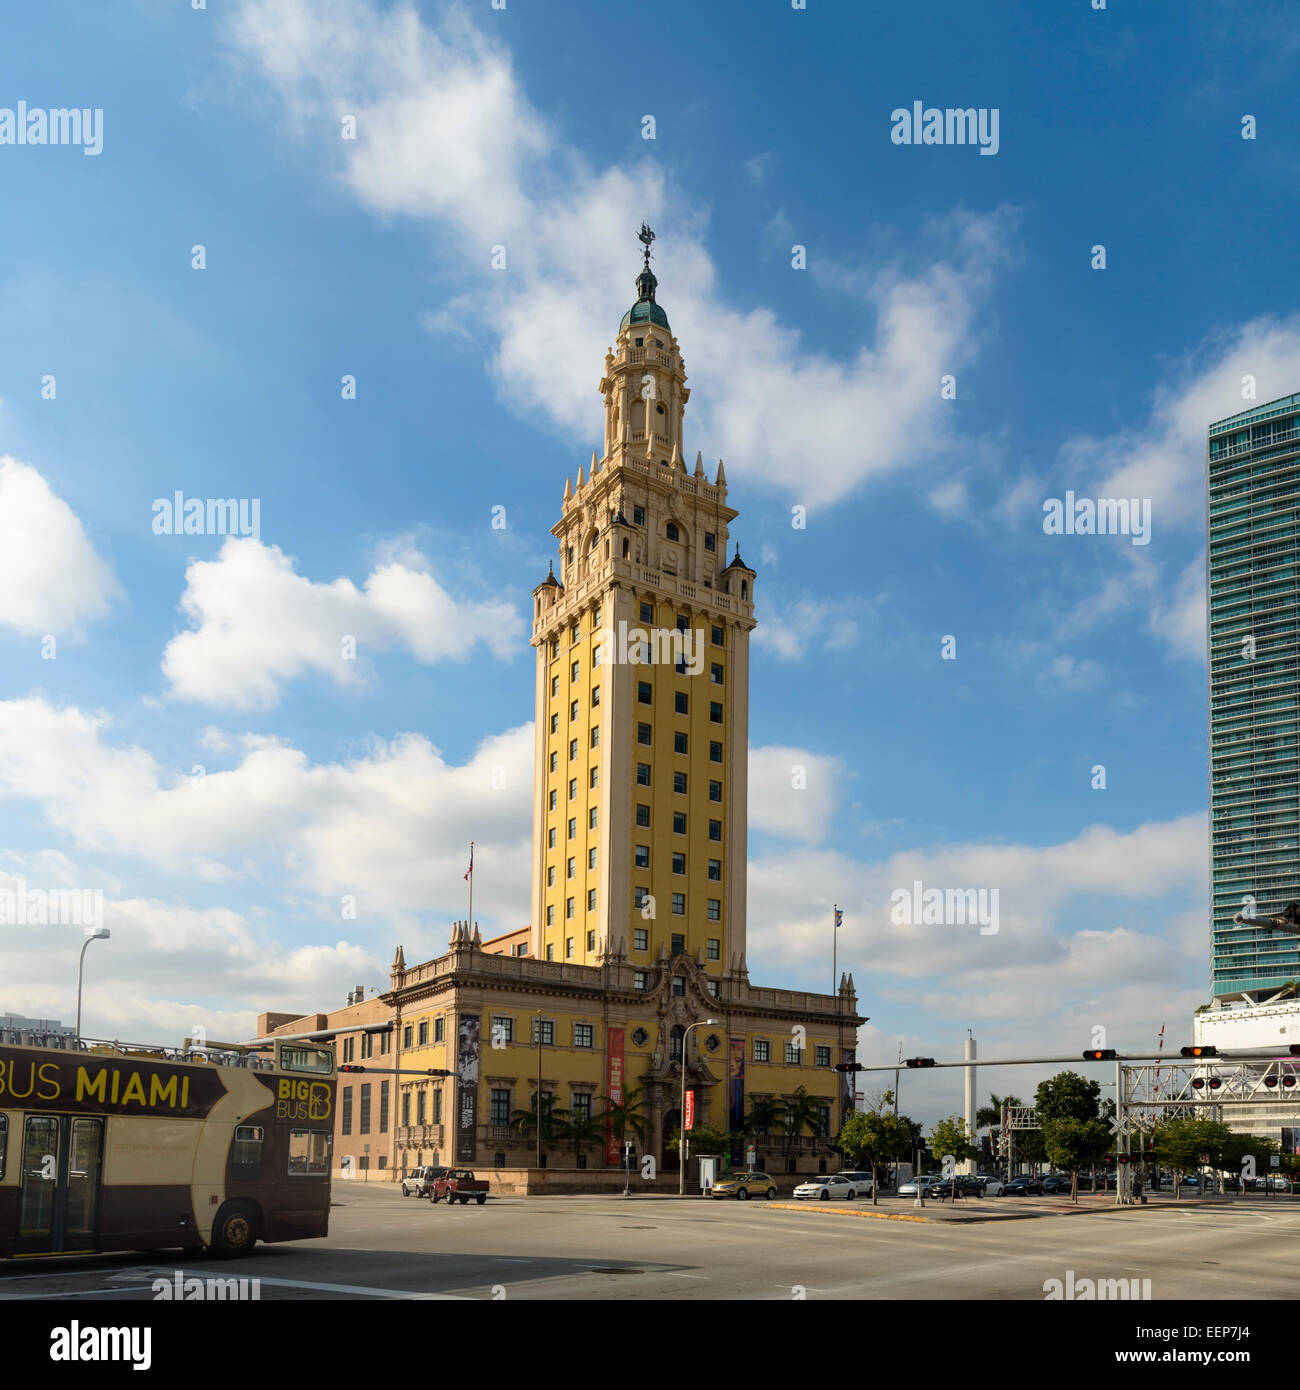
[
  {"left": 976, "top": 1093, "right": 1021, "bottom": 1165},
  {"left": 779, "top": 1086, "right": 826, "bottom": 1157},
  {"left": 510, "top": 1092, "right": 570, "bottom": 1159},
  {"left": 564, "top": 1110, "right": 606, "bottom": 1166},
  {"left": 742, "top": 1096, "right": 783, "bottom": 1138},
  {"left": 597, "top": 1085, "right": 652, "bottom": 1151}
]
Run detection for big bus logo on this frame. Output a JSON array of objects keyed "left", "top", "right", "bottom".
[{"left": 276, "top": 1078, "right": 332, "bottom": 1122}]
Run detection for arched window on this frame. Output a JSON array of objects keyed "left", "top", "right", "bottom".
[
  {"left": 666, "top": 522, "right": 679, "bottom": 542},
  {"left": 741, "top": 580, "right": 748, "bottom": 599},
  {"left": 670, "top": 1025, "right": 684, "bottom": 1061},
  {"left": 622, "top": 538, "right": 630, "bottom": 559}
]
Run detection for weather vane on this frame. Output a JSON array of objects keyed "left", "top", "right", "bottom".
[{"left": 638, "top": 221, "right": 655, "bottom": 267}]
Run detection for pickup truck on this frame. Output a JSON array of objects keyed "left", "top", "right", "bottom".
[
  {"left": 430, "top": 1169, "right": 490, "bottom": 1205},
  {"left": 401, "top": 1165, "right": 448, "bottom": 1198}
]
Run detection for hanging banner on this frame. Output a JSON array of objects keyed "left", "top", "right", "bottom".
[
  {"left": 840, "top": 1046, "right": 856, "bottom": 1123},
  {"left": 728, "top": 1037, "right": 745, "bottom": 1137},
  {"left": 455, "top": 1014, "right": 480, "bottom": 1163},
  {"left": 684, "top": 1087, "right": 695, "bottom": 1132},
  {"left": 605, "top": 1027, "right": 625, "bottom": 1165}
]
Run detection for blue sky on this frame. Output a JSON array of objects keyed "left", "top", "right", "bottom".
[{"left": 2, "top": 0, "right": 1298, "bottom": 1120}]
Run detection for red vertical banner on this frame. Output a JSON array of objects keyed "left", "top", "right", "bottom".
[
  {"left": 605, "top": 1027, "right": 625, "bottom": 1165},
  {"left": 684, "top": 1087, "right": 695, "bottom": 1131}
]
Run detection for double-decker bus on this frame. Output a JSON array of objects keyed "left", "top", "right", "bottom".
[{"left": 0, "top": 1028, "right": 335, "bottom": 1259}]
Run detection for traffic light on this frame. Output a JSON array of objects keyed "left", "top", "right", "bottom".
[
  {"left": 1181, "top": 1045, "right": 1217, "bottom": 1058},
  {"left": 833, "top": 1062, "right": 865, "bottom": 1073},
  {"left": 1191, "top": 1076, "right": 1222, "bottom": 1090},
  {"left": 905, "top": 1057, "right": 936, "bottom": 1068},
  {"left": 339, "top": 1064, "right": 366, "bottom": 1072},
  {"left": 1082, "top": 1049, "right": 1118, "bottom": 1060}
]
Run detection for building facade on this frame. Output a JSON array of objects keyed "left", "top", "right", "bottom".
[
  {"left": 1208, "top": 393, "right": 1300, "bottom": 1000},
  {"left": 263, "top": 232, "right": 864, "bottom": 1181}
]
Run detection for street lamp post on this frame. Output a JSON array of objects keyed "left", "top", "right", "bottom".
[
  {"left": 678, "top": 1018, "right": 718, "bottom": 1196},
  {"left": 75, "top": 926, "right": 111, "bottom": 1043}
]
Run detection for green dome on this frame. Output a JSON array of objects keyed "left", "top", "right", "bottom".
[{"left": 620, "top": 298, "right": 670, "bottom": 331}]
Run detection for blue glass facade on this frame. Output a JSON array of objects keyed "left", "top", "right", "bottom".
[{"left": 1208, "top": 393, "right": 1300, "bottom": 998}]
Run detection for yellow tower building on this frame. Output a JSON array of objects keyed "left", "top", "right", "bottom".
[
  {"left": 264, "top": 229, "right": 865, "bottom": 1189},
  {"left": 529, "top": 224, "right": 754, "bottom": 979}
]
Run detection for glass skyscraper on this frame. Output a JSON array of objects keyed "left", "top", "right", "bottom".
[{"left": 1208, "top": 392, "right": 1300, "bottom": 1000}]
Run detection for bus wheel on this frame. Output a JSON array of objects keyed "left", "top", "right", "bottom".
[{"left": 209, "top": 1202, "right": 258, "bottom": 1258}]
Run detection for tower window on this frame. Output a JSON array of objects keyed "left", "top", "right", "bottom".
[
  {"left": 711, "top": 626, "right": 723, "bottom": 646},
  {"left": 637, "top": 762, "right": 651, "bottom": 785},
  {"left": 708, "top": 820, "right": 722, "bottom": 842},
  {"left": 673, "top": 813, "right": 687, "bottom": 834},
  {"left": 590, "top": 727, "right": 599, "bottom": 748},
  {"left": 711, "top": 664, "right": 724, "bottom": 685},
  {"left": 589, "top": 768, "right": 598, "bottom": 789},
  {"left": 551, "top": 675, "right": 560, "bottom": 696},
  {"left": 589, "top": 807, "right": 598, "bottom": 829},
  {"left": 571, "top": 622, "right": 580, "bottom": 642},
  {"left": 640, "top": 602, "right": 653, "bottom": 623},
  {"left": 709, "top": 781, "right": 722, "bottom": 802},
  {"left": 568, "top": 818, "right": 577, "bottom": 839},
  {"left": 548, "top": 828, "right": 556, "bottom": 849},
  {"left": 638, "top": 682, "right": 652, "bottom": 704},
  {"left": 707, "top": 938, "right": 720, "bottom": 960},
  {"left": 638, "top": 724, "right": 652, "bottom": 747},
  {"left": 591, "top": 685, "right": 600, "bottom": 706},
  {"left": 675, "top": 692, "right": 688, "bottom": 715},
  {"left": 709, "top": 742, "right": 723, "bottom": 763},
  {"left": 707, "top": 899, "right": 721, "bottom": 921},
  {"left": 704, "top": 532, "right": 716, "bottom": 552},
  {"left": 570, "top": 700, "right": 579, "bottom": 720},
  {"left": 710, "top": 702, "right": 723, "bottom": 724},
  {"left": 674, "top": 772, "right": 687, "bottom": 794},
  {"left": 571, "top": 661, "right": 580, "bottom": 681},
  {"left": 636, "top": 804, "right": 650, "bottom": 827},
  {"left": 565, "top": 935, "right": 574, "bottom": 956},
  {"left": 633, "top": 506, "right": 646, "bottom": 527},
  {"left": 634, "top": 928, "right": 648, "bottom": 951},
  {"left": 569, "top": 739, "right": 578, "bottom": 760},
  {"left": 549, "top": 790, "right": 557, "bottom": 811},
  {"left": 566, "top": 898, "right": 574, "bottom": 921},
  {"left": 635, "top": 337, "right": 644, "bottom": 347},
  {"left": 656, "top": 403, "right": 665, "bottom": 415},
  {"left": 635, "top": 845, "right": 650, "bottom": 868},
  {"left": 672, "top": 853, "right": 686, "bottom": 875},
  {"left": 587, "top": 889, "right": 596, "bottom": 912},
  {"left": 546, "top": 906, "right": 554, "bottom": 926},
  {"left": 567, "top": 856, "right": 575, "bottom": 879},
  {"left": 588, "top": 846, "right": 597, "bottom": 868},
  {"left": 666, "top": 523, "right": 679, "bottom": 542},
  {"left": 674, "top": 732, "right": 688, "bottom": 755},
  {"left": 708, "top": 859, "right": 721, "bottom": 881},
  {"left": 671, "top": 894, "right": 685, "bottom": 916}
]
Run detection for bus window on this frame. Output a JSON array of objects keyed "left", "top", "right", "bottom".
[
  {"left": 0, "top": 1114, "right": 7, "bottom": 1180},
  {"left": 279, "top": 1046, "right": 333, "bottom": 1074},
  {"left": 231, "top": 1125, "right": 264, "bottom": 1180},
  {"left": 288, "top": 1130, "right": 330, "bottom": 1177}
]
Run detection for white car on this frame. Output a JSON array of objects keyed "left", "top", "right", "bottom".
[
  {"left": 793, "top": 1174, "right": 867, "bottom": 1201},
  {"left": 897, "top": 1175, "right": 941, "bottom": 1197},
  {"left": 977, "top": 1176, "right": 1005, "bottom": 1196}
]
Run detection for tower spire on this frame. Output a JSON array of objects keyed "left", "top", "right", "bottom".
[{"left": 635, "top": 221, "right": 658, "bottom": 304}]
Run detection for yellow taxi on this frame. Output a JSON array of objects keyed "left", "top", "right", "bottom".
[{"left": 709, "top": 1170, "right": 777, "bottom": 1201}]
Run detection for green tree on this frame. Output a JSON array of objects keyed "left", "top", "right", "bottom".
[
  {"left": 742, "top": 1096, "right": 783, "bottom": 1138},
  {"left": 563, "top": 1109, "right": 607, "bottom": 1165},
  {"left": 1041, "top": 1117, "right": 1112, "bottom": 1203},
  {"left": 666, "top": 1124, "right": 734, "bottom": 1158},
  {"left": 779, "top": 1086, "right": 827, "bottom": 1157},
  {"left": 510, "top": 1092, "right": 570, "bottom": 1160},
  {"left": 975, "top": 1092, "right": 1022, "bottom": 1166},
  {"left": 1151, "top": 1117, "right": 1231, "bottom": 1201},
  {"left": 1215, "top": 1133, "right": 1279, "bottom": 1195},
  {"left": 597, "top": 1085, "right": 652, "bottom": 1150},
  {"left": 928, "top": 1116, "right": 979, "bottom": 1195},
  {"left": 837, "top": 1107, "right": 913, "bottom": 1205},
  {"left": 1035, "top": 1071, "right": 1102, "bottom": 1124}
]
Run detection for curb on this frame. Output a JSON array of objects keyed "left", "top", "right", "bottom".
[
  {"left": 766, "top": 1202, "right": 931, "bottom": 1223},
  {"left": 763, "top": 1199, "right": 1186, "bottom": 1225}
]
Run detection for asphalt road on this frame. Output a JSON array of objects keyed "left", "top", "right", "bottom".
[{"left": 3, "top": 1185, "right": 1298, "bottom": 1301}]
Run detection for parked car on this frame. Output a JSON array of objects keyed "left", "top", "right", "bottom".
[
  {"left": 401, "top": 1165, "right": 448, "bottom": 1198},
  {"left": 793, "top": 1174, "right": 867, "bottom": 1201},
  {"left": 1041, "top": 1175, "right": 1072, "bottom": 1195},
  {"left": 976, "top": 1176, "right": 1005, "bottom": 1196},
  {"left": 897, "top": 1175, "right": 941, "bottom": 1197},
  {"left": 430, "top": 1169, "right": 490, "bottom": 1205},
  {"left": 1003, "top": 1175, "right": 1043, "bottom": 1196},
  {"left": 710, "top": 1171, "right": 778, "bottom": 1201},
  {"left": 839, "top": 1170, "right": 877, "bottom": 1192}
]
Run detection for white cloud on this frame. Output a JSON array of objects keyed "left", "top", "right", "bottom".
[
  {"left": 748, "top": 745, "right": 839, "bottom": 844},
  {"left": 1148, "top": 553, "right": 1206, "bottom": 661},
  {"left": 1061, "top": 314, "right": 1300, "bottom": 530},
  {"left": 161, "top": 538, "right": 525, "bottom": 708},
  {"left": 0, "top": 457, "right": 119, "bottom": 636},
  {"left": 226, "top": 0, "right": 1013, "bottom": 508},
  {"left": 0, "top": 695, "right": 534, "bottom": 935},
  {"left": 752, "top": 596, "right": 863, "bottom": 660}
]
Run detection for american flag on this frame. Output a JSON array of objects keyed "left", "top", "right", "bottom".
[{"left": 464, "top": 846, "right": 473, "bottom": 881}]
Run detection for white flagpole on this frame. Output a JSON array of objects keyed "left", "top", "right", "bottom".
[{"left": 467, "top": 840, "right": 474, "bottom": 932}]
